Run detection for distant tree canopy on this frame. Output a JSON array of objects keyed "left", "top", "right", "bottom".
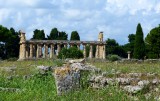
[
  {"left": 58, "top": 47, "right": 83, "bottom": 59},
  {"left": 0, "top": 25, "right": 19, "bottom": 59},
  {"left": 32, "top": 29, "right": 45, "bottom": 40},
  {"left": 145, "top": 25, "right": 160, "bottom": 58},
  {"left": 70, "top": 31, "right": 80, "bottom": 41},
  {"left": 133, "top": 23, "right": 145, "bottom": 59},
  {"left": 106, "top": 38, "right": 126, "bottom": 58},
  {"left": 47, "top": 28, "right": 68, "bottom": 40}
]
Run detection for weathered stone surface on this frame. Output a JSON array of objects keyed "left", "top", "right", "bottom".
[
  {"left": 37, "top": 65, "right": 52, "bottom": 74},
  {"left": 123, "top": 85, "right": 143, "bottom": 94},
  {"left": 116, "top": 78, "right": 130, "bottom": 85},
  {"left": 138, "top": 80, "right": 150, "bottom": 87},
  {"left": 68, "top": 59, "right": 85, "bottom": 64},
  {"left": 54, "top": 60, "right": 101, "bottom": 95}
]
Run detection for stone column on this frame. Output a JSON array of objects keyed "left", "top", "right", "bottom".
[
  {"left": 26, "top": 46, "right": 29, "bottom": 59},
  {"left": 70, "top": 44, "right": 73, "bottom": 48},
  {"left": 36, "top": 44, "right": 41, "bottom": 58},
  {"left": 39, "top": 44, "right": 42, "bottom": 58},
  {"left": 89, "top": 45, "right": 93, "bottom": 58},
  {"left": 29, "top": 44, "right": 33, "bottom": 58},
  {"left": 83, "top": 44, "right": 86, "bottom": 58},
  {"left": 18, "top": 31, "right": 26, "bottom": 61},
  {"left": 77, "top": 44, "right": 80, "bottom": 50},
  {"left": 44, "top": 44, "right": 48, "bottom": 58},
  {"left": 57, "top": 44, "right": 61, "bottom": 56},
  {"left": 50, "top": 44, "right": 55, "bottom": 58},
  {"left": 127, "top": 51, "right": 131, "bottom": 60},
  {"left": 95, "top": 45, "right": 99, "bottom": 58},
  {"left": 103, "top": 44, "right": 106, "bottom": 59}
]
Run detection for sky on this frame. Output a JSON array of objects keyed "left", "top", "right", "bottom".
[{"left": 0, "top": 0, "right": 160, "bottom": 45}]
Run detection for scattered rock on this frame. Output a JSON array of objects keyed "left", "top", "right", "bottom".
[
  {"left": 68, "top": 59, "right": 85, "bottom": 64},
  {"left": 138, "top": 80, "right": 150, "bottom": 87},
  {"left": 123, "top": 85, "right": 143, "bottom": 94},
  {"left": 37, "top": 65, "right": 52, "bottom": 74}
]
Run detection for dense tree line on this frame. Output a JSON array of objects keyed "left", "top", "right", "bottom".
[{"left": 0, "top": 25, "right": 20, "bottom": 59}]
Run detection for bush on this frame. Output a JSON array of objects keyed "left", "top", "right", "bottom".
[
  {"left": 107, "top": 54, "right": 121, "bottom": 61},
  {"left": 146, "top": 52, "right": 158, "bottom": 59},
  {"left": 58, "top": 47, "right": 83, "bottom": 59}
]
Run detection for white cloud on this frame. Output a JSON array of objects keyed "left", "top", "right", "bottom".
[{"left": 0, "top": 0, "right": 159, "bottom": 44}]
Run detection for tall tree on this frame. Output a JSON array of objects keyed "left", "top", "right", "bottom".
[
  {"left": 58, "top": 31, "right": 68, "bottom": 40},
  {"left": 133, "top": 23, "right": 145, "bottom": 59},
  {"left": 70, "top": 31, "right": 80, "bottom": 41},
  {"left": 32, "top": 29, "right": 45, "bottom": 40},
  {"left": 145, "top": 24, "right": 160, "bottom": 58},
  {"left": 47, "top": 28, "right": 58, "bottom": 40}
]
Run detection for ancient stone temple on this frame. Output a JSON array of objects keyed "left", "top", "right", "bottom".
[{"left": 18, "top": 31, "right": 106, "bottom": 61}]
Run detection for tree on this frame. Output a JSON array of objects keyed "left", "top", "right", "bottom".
[
  {"left": 123, "top": 34, "right": 135, "bottom": 58},
  {"left": 0, "top": 25, "right": 20, "bottom": 59},
  {"left": 106, "top": 38, "right": 126, "bottom": 58},
  {"left": 133, "top": 23, "right": 145, "bottom": 59},
  {"left": 32, "top": 29, "right": 45, "bottom": 40},
  {"left": 145, "top": 24, "right": 160, "bottom": 58},
  {"left": 58, "top": 47, "right": 83, "bottom": 59},
  {"left": 58, "top": 31, "right": 68, "bottom": 40},
  {"left": 70, "top": 31, "right": 80, "bottom": 41},
  {"left": 47, "top": 28, "right": 58, "bottom": 40}
]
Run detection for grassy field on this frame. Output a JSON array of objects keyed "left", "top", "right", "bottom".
[{"left": 0, "top": 59, "right": 160, "bottom": 101}]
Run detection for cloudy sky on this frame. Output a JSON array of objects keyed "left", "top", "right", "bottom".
[{"left": 0, "top": 0, "right": 160, "bottom": 44}]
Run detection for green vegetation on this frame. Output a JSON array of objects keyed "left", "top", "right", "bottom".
[
  {"left": 0, "top": 26, "right": 19, "bottom": 59},
  {"left": 0, "top": 60, "right": 160, "bottom": 101},
  {"left": 58, "top": 47, "right": 83, "bottom": 59},
  {"left": 145, "top": 25, "right": 160, "bottom": 58},
  {"left": 133, "top": 23, "right": 145, "bottom": 59},
  {"left": 47, "top": 28, "right": 68, "bottom": 40},
  {"left": 70, "top": 31, "right": 80, "bottom": 41},
  {"left": 32, "top": 29, "right": 45, "bottom": 40}
]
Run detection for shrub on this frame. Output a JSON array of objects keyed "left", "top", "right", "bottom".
[
  {"left": 58, "top": 47, "right": 83, "bottom": 59},
  {"left": 107, "top": 54, "right": 121, "bottom": 61}
]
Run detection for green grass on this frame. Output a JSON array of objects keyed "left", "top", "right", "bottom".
[{"left": 0, "top": 59, "right": 160, "bottom": 101}]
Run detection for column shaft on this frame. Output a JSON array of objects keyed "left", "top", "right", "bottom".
[
  {"left": 29, "top": 44, "right": 33, "bottom": 58},
  {"left": 44, "top": 44, "right": 48, "bottom": 58},
  {"left": 57, "top": 44, "right": 61, "bottom": 56},
  {"left": 89, "top": 45, "right": 93, "bottom": 58},
  {"left": 36, "top": 44, "right": 40, "bottom": 58},
  {"left": 50, "top": 44, "right": 54, "bottom": 58},
  {"left": 83, "top": 45, "right": 86, "bottom": 58},
  {"left": 103, "top": 45, "right": 106, "bottom": 59}
]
